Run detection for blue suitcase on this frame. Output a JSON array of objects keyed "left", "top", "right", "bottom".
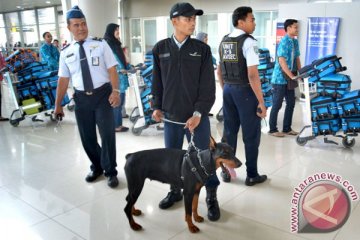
[
  {"left": 18, "top": 70, "right": 58, "bottom": 82},
  {"left": 311, "top": 96, "right": 338, "bottom": 121},
  {"left": 316, "top": 73, "right": 351, "bottom": 98},
  {"left": 17, "top": 62, "right": 49, "bottom": 79},
  {"left": 336, "top": 90, "right": 360, "bottom": 117},
  {"left": 299, "top": 55, "right": 346, "bottom": 81},
  {"left": 312, "top": 118, "right": 341, "bottom": 136},
  {"left": 258, "top": 63, "right": 274, "bottom": 80},
  {"left": 5, "top": 49, "right": 36, "bottom": 73},
  {"left": 261, "top": 81, "right": 272, "bottom": 93},
  {"left": 258, "top": 48, "right": 271, "bottom": 64},
  {"left": 341, "top": 118, "right": 360, "bottom": 133}
]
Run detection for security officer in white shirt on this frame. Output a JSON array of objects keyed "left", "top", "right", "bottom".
[
  {"left": 54, "top": 6, "right": 120, "bottom": 188},
  {"left": 217, "top": 6, "right": 267, "bottom": 187}
]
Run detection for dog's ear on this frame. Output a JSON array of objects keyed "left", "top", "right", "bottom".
[{"left": 209, "top": 136, "right": 217, "bottom": 150}]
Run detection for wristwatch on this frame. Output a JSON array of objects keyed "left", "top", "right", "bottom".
[
  {"left": 193, "top": 111, "right": 202, "bottom": 118},
  {"left": 112, "top": 88, "right": 120, "bottom": 93}
]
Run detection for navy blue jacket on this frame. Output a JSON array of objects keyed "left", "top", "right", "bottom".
[{"left": 152, "top": 37, "right": 215, "bottom": 122}]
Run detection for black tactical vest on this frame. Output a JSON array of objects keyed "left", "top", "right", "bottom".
[{"left": 219, "top": 34, "right": 254, "bottom": 85}]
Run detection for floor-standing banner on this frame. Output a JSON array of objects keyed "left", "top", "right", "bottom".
[
  {"left": 305, "top": 17, "right": 340, "bottom": 65},
  {"left": 275, "top": 22, "right": 286, "bottom": 56}
]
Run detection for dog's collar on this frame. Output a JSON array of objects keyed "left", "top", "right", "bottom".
[{"left": 182, "top": 149, "right": 216, "bottom": 184}]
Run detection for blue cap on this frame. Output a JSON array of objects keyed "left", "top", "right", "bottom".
[{"left": 66, "top": 6, "right": 85, "bottom": 20}]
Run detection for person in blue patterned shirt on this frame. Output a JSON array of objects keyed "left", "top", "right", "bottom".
[
  {"left": 40, "top": 32, "right": 60, "bottom": 70},
  {"left": 269, "top": 19, "right": 301, "bottom": 137}
]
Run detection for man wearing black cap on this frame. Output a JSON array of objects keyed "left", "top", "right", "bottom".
[
  {"left": 151, "top": 2, "right": 220, "bottom": 221},
  {"left": 54, "top": 6, "right": 121, "bottom": 188}
]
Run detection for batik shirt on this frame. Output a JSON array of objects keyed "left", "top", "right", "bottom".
[
  {"left": 271, "top": 34, "right": 300, "bottom": 85},
  {"left": 40, "top": 43, "right": 60, "bottom": 70}
]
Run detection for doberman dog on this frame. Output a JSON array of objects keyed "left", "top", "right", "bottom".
[{"left": 124, "top": 137, "right": 242, "bottom": 233}]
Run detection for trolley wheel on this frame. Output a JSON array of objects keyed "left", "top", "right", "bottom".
[
  {"left": 132, "top": 126, "right": 143, "bottom": 136},
  {"left": 342, "top": 137, "right": 355, "bottom": 148},
  {"left": 10, "top": 119, "right": 20, "bottom": 127},
  {"left": 50, "top": 114, "right": 56, "bottom": 122},
  {"left": 296, "top": 136, "right": 307, "bottom": 146},
  {"left": 67, "top": 104, "right": 75, "bottom": 112},
  {"left": 130, "top": 107, "right": 139, "bottom": 123}
]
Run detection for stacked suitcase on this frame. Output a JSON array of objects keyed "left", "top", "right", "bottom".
[
  {"left": 257, "top": 48, "right": 274, "bottom": 108},
  {"left": 300, "top": 55, "right": 359, "bottom": 136},
  {"left": 3, "top": 49, "right": 69, "bottom": 126}
]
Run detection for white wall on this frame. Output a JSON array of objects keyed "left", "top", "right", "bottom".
[{"left": 279, "top": 2, "right": 360, "bottom": 90}]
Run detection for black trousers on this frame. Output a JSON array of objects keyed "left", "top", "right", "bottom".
[{"left": 74, "top": 83, "right": 117, "bottom": 177}]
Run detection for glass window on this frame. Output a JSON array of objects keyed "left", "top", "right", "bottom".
[
  {"left": 39, "top": 24, "right": 57, "bottom": 40},
  {"left": 21, "top": 10, "right": 36, "bottom": 25},
  {"left": 197, "top": 14, "right": 218, "bottom": 58},
  {"left": 167, "top": 19, "right": 173, "bottom": 38},
  {"left": 23, "top": 27, "right": 39, "bottom": 48},
  {"left": 38, "top": 7, "right": 55, "bottom": 24},
  {"left": 130, "top": 19, "right": 141, "bottom": 53},
  {"left": 0, "top": 28, "right": 7, "bottom": 53},
  {"left": 144, "top": 19, "right": 157, "bottom": 53},
  {"left": 0, "top": 14, "right": 5, "bottom": 27},
  {"left": 252, "top": 11, "right": 278, "bottom": 56},
  {"left": 5, "top": 12, "right": 19, "bottom": 27}
]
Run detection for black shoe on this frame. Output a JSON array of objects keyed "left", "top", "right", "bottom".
[
  {"left": 107, "top": 176, "right": 119, "bottom": 188},
  {"left": 245, "top": 175, "right": 268, "bottom": 186},
  {"left": 85, "top": 171, "right": 103, "bottom": 182},
  {"left": 221, "top": 169, "right": 231, "bottom": 183},
  {"left": 206, "top": 186, "right": 220, "bottom": 221},
  {"left": 159, "top": 191, "right": 183, "bottom": 209}
]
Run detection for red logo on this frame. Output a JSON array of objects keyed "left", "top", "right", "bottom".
[{"left": 300, "top": 182, "right": 350, "bottom": 232}]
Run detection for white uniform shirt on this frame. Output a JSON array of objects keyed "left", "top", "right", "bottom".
[
  {"left": 58, "top": 36, "right": 118, "bottom": 91},
  {"left": 228, "top": 28, "right": 259, "bottom": 67}
]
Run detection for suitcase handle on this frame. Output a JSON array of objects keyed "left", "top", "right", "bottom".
[{"left": 312, "top": 105, "right": 334, "bottom": 120}]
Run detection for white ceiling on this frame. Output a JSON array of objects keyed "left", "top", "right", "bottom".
[{"left": 0, "top": 0, "right": 61, "bottom": 13}]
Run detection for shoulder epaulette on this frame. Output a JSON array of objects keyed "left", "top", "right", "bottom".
[
  {"left": 92, "top": 37, "right": 103, "bottom": 41},
  {"left": 61, "top": 44, "right": 70, "bottom": 51}
]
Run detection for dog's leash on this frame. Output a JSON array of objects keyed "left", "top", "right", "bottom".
[{"left": 160, "top": 117, "right": 186, "bottom": 126}]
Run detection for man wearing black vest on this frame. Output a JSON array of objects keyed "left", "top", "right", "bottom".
[{"left": 217, "top": 6, "right": 267, "bottom": 186}]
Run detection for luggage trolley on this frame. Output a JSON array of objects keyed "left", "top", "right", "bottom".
[
  {"left": 127, "top": 64, "right": 162, "bottom": 135},
  {"left": 295, "top": 55, "right": 358, "bottom": 148},
  {"left": 2, "top": 56, "right": 70, "bottom": 127}
]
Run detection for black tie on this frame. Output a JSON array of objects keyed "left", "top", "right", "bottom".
[{"left": 78, "top": 41, "right": 94, "bottom": 92}]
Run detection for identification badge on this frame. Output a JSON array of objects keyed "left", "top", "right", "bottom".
[{"left": 92, "top": 57, "right": 99, "bottom": 66}]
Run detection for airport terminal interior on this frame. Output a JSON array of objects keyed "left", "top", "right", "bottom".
[{"left": 1, "top": 0, "right": 360, "bottom": 240}]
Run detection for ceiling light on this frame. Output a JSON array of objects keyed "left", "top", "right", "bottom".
[{"left": 46, "top": 1, "right": 51, "bottom": 4}]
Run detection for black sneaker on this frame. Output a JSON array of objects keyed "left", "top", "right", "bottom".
[
  {"left": 221, "top": 169, "right": 231, "bottom": 183},
  {"left": 158, "top": 191, "right": 183, "bottom": 209},
  {"left": 245, "top": 175, "right": 268, "bottom": 186},
  {"left": 107, "top": 176, "right": 119, "bottom": 188},
  {"left": 85, "top": 171, "right": 103, "bottom": 182}
]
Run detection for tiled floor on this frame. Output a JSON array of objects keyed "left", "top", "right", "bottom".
[{"left": 0, "top": 83, "right": 359, "bottom": 240}]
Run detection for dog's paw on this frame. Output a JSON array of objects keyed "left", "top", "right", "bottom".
[
  {"left": 194, "top": 215, "right": 204, "bottom": 222},
  {"left": 130, "top": 221, "right": 143, "bottom": 231},
  {"left": 132, "top": 208, "right": 142, "bottom": 216},
  {"left": 188, "top": 224, "right": 200, "bottom": 233}
]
